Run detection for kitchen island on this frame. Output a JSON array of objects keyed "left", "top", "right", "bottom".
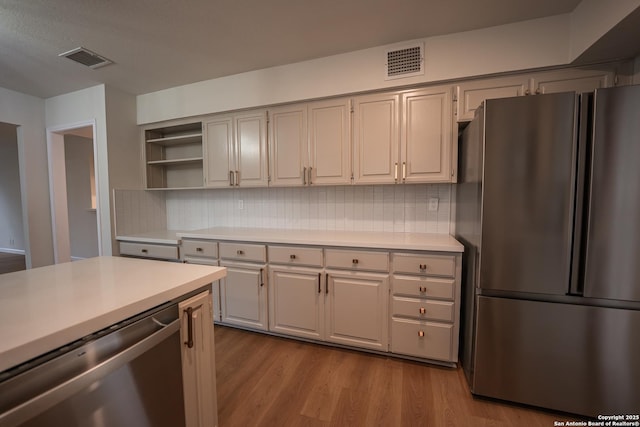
[{"left": 0, "top": 256, "right": 226, "bottom": 427}]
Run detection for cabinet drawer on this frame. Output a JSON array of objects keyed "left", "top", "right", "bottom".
[
  {"left": 325, "top": 249, "right": 389, "bottom": 272},
  {"left": 219, "top": 242, "right": 266, "bottom": 262},
  {"left": 391, "top": 318, "right": 454, "bottom": 362},
  {"left": 393, "top": 276, "right": 454, "bottom": 300},
  {"left": 119, "top": 241, "right": 179, "bottom": 260},
  {"left": 392, "top": 253, "right": 455, "bottom": 277},
  {"left": 268, "top": 245, "right": 323, "bottom": 267},
  {"left": 391, "top": 297, "right": 454, "bottom": 322},
  {"left": 182, "top": 239, "right": 218, "bottom": 259}
]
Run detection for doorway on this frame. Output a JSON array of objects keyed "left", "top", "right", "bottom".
[
  {"left": 0, "top": 122, "right": 26, "bottom": 273},
  {"left": 47, "top": 122, "right": 101, "bottom": 263}
]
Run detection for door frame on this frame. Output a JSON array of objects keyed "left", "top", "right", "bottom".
[{"left": 46, "top": 120, "right": 101, "bottom": 263}]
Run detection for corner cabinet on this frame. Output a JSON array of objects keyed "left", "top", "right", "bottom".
[
  {"left": 144, "top": 121, "right": 204, "bottom": 189},
  {"left": 204, "top": 110, "right": 269, "bottom": 188},
  {"left": 179, "top": 290, "right": 218, "bottom": 427}
]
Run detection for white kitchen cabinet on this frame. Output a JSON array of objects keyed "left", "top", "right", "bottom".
[
  {"left": 269, "top": 104, "right": 308, "bottom": 186},
  {"left": 530, "top": 68, "right": 614, "bottom": 95},
  {"left": 390, "top": 251, "right": 461, "bottom": 365},
  {"left": 400, "top": 86, "right": 452, "bottom": 183},
  {"left": 268, "top": 245, "right": 324, "bottom": 340},
  {"left": 325, "top": 270, "right": 389, "bottom": 351},
  {"left": 455, "top": 76, "right": 530, "bottom": 122},
  {"left": 308, "top": 98, "right": 352, "bottom": 185},
  {"left": 352, "top": 92, "right": 400, "bottom": 184},
  {"left": 204, "top": 110, "right": 268, "bottom": 188},
  {"left": 219, "top": 242, "right": 268, "bottom": 331},
  {"left": 179, "top": 290, "right": 218, "bottom": 427},
  {"left": 182, "top": 239, "right": 221, "bottom": 323},
  {"left": 144, "top": 121, "right": 204, "bottom": 189}
]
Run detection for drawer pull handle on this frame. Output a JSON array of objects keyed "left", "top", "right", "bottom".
[
  {"left": 352, "top": 259, "right": 359, "bottom": 264},
  {"left": 290, "top": 254, "right": 297, "bottom": 260},
  {"left": 418, "top": 330, "right": 425, "bottom": 338},
  {"left": 419, "top": 286, "right": 427, "bottom": 292},
  {"left": 184, "top": 307, "right": 194, "bottom": 348},
  {"left": 196, "top": 247, "right": 203, "bottom": 252},
  {"left": 419, "top": 307, "right": 426, "bottom": 314},
  {"left": 141, "top": 249, "right": 148, "bottom": 253},
  {"left": 419, "top": 264, "right": 427, "bottom": 270},
  {"left": 237, "top": 250, "right": 244, "bottom": 255}
]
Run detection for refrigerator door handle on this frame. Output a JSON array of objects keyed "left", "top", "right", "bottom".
[{"left": 569, "top": 93, "right": 593, "bottom": 296}]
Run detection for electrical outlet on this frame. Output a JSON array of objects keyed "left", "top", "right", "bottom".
[
  {"left": 428, "top": 197, "right": 439, "bottom": 212},
  {"left": 238, "top": 200, "right": 244, "bottom": 210}
]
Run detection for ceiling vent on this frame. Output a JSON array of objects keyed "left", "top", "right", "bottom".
[
  {"left": 59, "top": 47, "right": 113, "bottom": 69},
  {"left": 385, "top": 43, "right": 424, "bottom": 80}
]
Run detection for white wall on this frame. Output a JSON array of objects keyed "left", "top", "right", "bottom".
[
  {"left": 137, "top": 15, "right": 571, "bottom": 124},
  {"left": 0, "top": 123, "right": 25, "bottom": 252},
  {"left": 0, "top": 86, "right": 51, "bottom": 268},
  {"left": 64, "top": 135, "right": 99, "bottom": 259},
  {"left": 165, "top": 184, "right": 451, "bottom": 234}
]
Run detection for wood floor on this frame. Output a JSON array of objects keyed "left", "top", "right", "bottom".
[
  {"left": 214, "top": 325, "right": 576, "bottom": 427},
  {"left": 0, "top": 252, "right": 26, "bottom": 275}
]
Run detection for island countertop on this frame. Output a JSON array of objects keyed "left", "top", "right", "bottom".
[{"left": 0, "top": 256, "right": 226, "bottom": 373}]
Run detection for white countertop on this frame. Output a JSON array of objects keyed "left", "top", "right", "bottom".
[
  {"left": 116, "top": 230, "right": 181, "bottom": 245},
  {"left": 0, "top": 256, "right": 226, "bottom": 373},
  {"left": 118, "top": 227, "right": 463, "bottom": 252}
]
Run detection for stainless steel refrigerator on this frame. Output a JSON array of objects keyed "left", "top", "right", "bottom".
[{"left": 455, "top": 85, "right": 640, "bottom": 417}]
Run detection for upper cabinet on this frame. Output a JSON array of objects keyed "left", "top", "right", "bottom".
[
  {"left": 401, "top": 87, "right": 452, "bottom": 183},
  {"left": 144, "top": 121, "right": 204, "bottom": 189},
  {"left": 353, "top": 88, "right": 453, "bottom": 184},
  {"left": 456, "top": 67, "right": 617, "bottom": 122},
  {"left": 269, "top": 104, "right": 308, "bottom": 187},
  {"left": 204, "top": 110, "right": 269, "bottom": 188},
  {"left": 308, "top": 98, "right": 352, "bottom": 186},
  {"left": 352, "top": 92, "right": 400, "bottom": 184},
  {"left": 269, "top": 98, "right": 352, "bottom": 187}
]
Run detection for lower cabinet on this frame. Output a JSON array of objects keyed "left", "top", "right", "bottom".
[
  {"left": 220, "top": 260, "right": 268, "bottom": 331},
  {"left": 325, "top": 270, "right": 389, "bottom": 351},
  {"left": 179, "top": 290, "right": 218, "bottom": 427}
]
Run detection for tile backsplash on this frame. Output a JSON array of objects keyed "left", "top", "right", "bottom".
[{"left": 162, "top": 184, "right": 452, "bottom": 234}]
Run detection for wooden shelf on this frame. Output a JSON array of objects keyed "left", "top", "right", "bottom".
[
  {"left": 146, "top": 133, "right": 203, "bottom": 146},
  {"left": 147, "top": 157, "right": 203, "bottom": 166}
]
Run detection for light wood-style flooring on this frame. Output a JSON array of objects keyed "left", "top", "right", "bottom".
[
  {"left": 214, "top": 325, "right": 576, "bottom": 426},
  {"left": 0, "top": 252, "right": 26, "bottom": 275}
]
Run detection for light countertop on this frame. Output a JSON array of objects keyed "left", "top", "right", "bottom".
[
  {"left": 118, "top": 227, "right": 463, "bottom": 253},
  {"left": 0, "top": 256, "right": 226, "bottom": 373}
]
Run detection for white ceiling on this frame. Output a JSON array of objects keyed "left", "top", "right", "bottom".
[{"left": 0, "top": 0, "right": 589, "bottom": 99}]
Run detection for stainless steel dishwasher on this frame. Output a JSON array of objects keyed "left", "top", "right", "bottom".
[{"left": 0, "top": 302, "right": 186, "bottom": 427}]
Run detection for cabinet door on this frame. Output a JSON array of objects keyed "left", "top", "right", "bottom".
[
  {"left": 269, "top": 104, "right": 308, "bottom": 186},
  {"left": 455, "top": 76, "right": 529, "bottom": 122},
  {"left": 325, "top": 270, "right": 389, "bottom": 351},
  {"left": 204, "top": 116, "right": 234, "bottom": 188},
  {"left": 401, "top": 87, "right": 452, "bottom": 183},
  {"left": 268, "top": 266, "right": 324, "bottom": 340},
  {"left": 308, "top": 98, "right": 352, "bottom": 185},
  {"left": 179, "top": 290, "right": 218, "bottom": 427},
  {"left": 235, "top": 110, "right": 269, "bottom": 187},
  {"left": 220, "top": 262, "right": 268, "bottom": 331},
  {"left": 531, "top": 68, "right": 613, "bottom": 95},
  {"left": 352, "top": 93, "right": 400, "bottom": 184}
]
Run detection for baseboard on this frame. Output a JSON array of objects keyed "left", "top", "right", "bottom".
[{"left": 0, "top": 248, "right": 26, "bottom": 255}]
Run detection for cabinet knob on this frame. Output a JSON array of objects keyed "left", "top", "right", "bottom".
[
  {"left": 352, "top": 259, "right": 359, "bottom": 264},
  {"left": 141, "top": 249, "right": 148, "bottom": 253},
  {"left": 196, "top": 247, "right": 203, "bottom": 252},
  {"left": 419, "top": 286, "right": 427, "bottom": 292},
  {"left": 418, "top": 330, "right": 425, "bottom": 338},
  {"left": 237, "top": 249, "right": 244, "bottom": 255},
  {"left": 419, "top": 307, "right": 426, "bottom": 314},
  {"left": 419, "top": 264, "right": 427, "bottom": 271},
  {"left": 290, "top": 254, "right": 297, "bottom": 260}
]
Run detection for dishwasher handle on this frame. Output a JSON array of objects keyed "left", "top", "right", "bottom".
[{"left": 0, "top": 318, "right": 180, "bottom": 427}]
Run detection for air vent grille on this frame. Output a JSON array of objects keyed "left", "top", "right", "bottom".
[
  {"left": 385, "top": 44, "right": 424, "bottom": 80},
  {"left": 59, "top": 47, "right": 113, "bottom": 69}
]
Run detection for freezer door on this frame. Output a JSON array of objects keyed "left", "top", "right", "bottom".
[
  {"left": 480, "top": 93, "right": 577, "bottom": 295},
  {"left": 584, "top": 85, "right": 640, "bottom": 303},
  {"left": 473, "top": 296, "right": 640, "bottom": 417}
]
